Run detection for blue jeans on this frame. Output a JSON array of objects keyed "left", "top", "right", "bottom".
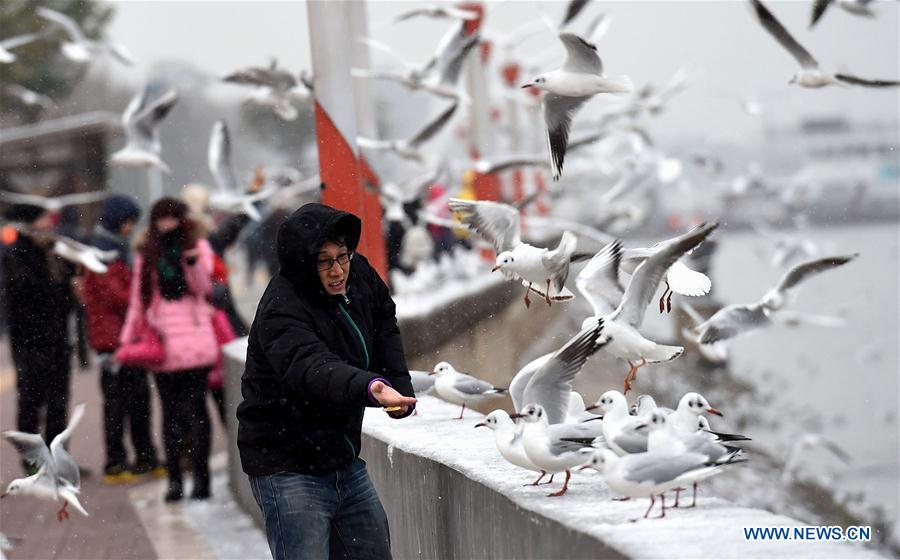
[{"left": 249, "top": 459, "right": 392, "bottom": 560}]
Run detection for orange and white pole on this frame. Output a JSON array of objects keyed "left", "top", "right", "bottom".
[{"left": 307, "top": 0, "right": 387, "bottom": 277}]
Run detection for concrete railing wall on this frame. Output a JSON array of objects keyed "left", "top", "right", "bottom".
[{"left": 221, "top": 283, "right": 878, "bottom": 559}]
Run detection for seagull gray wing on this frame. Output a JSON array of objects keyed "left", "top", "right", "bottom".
[
  {"left": 447, "top": 198, "right": 521, "bottom": 253},
  {"left": 437, "top": 34, "right": 479, "bottom": 87},
  {"left": 523, "top": 322, "right": 604, "bottom": 424},
  {"left": 697, "top": 303, "right": 770, "bottom": 344},
  {"left": 453, "top": 375, "right": 498, "bottom": 396},
  {"left": 475, "top": 155, "right": 549, "bottom": 175},
  {"left": 576, "top": 240, "right": 625, "bottom": 317},
  {"left": 809, "top": 0, "right": 834, "bottom": 27},
  {"left": 544, "top": 93, "right": 590, "bottom": 180},
  {"left": 36, "top": 7, "right": 87, "bottom": 43},
  {"left": 223, "top": 66, "right": 297, "bottom": 91},
  {"left": 612, "top": 422, "right": 649, "bottom": 454},
  {"left": 2, "top": 431, "right": 51, "bottom": 470},
  {"left": 209, "top": 121, "right": 238, "bottom": 192},
  {"left": 54, "top": 191, "right": 110, "bottom": 208},
  {"left": 129, "top": 87, "right": 178, "bottom": 146},
  {"left": 0, "top": 191, "right": 52, "bottom": 209},
  {"left": 561, "top": 0, "right": 592, "bottom": 27},
  {"left": 559, "top": 32, "right": 603, "bottom": 75},
  {"left": 409, "top": 370, "right": 435, "bottom": 394},
  {"left": 547, "top": 423, "right": 603, "bottom": 456},
  {"left": 748, "top": 0, "right": 818, "bottom": 69},
  {"left": 1, "top": 32, "right": 43, "bottom": 51},
  {"left": 613, "top": 222, "right": 718, "bottom": 329},
  {"left": 772, "top": 254, "right": 857, "bottom": 297},
  {"left": 834, "top": 74, "right": 900, "bottom": 88},
  {"left": 510, "top": 354, "right": 550, "bottom": 413},
  {"left": 623, "top": 452, "right": 708, "bottom": 485},
  {"left": 408, "top": 102, "right": 458, "bottom": 147}
]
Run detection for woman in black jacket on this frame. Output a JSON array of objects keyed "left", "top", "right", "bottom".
[{"left": 237, "top": 202, "right": 416, "bottom": 560}]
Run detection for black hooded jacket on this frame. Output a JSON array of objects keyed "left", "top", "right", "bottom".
[{"left": 237, "top": 203, "right": 414, "bottom": 476}]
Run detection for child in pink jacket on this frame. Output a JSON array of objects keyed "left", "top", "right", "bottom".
[{"left": 121, "top": 198, "right": 218, "bottom": 502}]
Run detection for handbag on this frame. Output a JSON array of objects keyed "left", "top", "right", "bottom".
[{"left": 116, "top": 317, "right": 165, "bottom": 368}]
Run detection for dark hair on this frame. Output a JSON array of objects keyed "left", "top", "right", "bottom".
[{"left": 139, "top": 197, "right": 197, "bottom": 308}]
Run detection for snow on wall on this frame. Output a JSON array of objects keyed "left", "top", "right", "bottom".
[{"left": 362, "top": 396, "right": 885, "bottom": 559}]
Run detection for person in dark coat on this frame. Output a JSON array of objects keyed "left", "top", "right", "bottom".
[
  {"left": 1, "top": 203, "right": 75, "bottom": 474},
  {"left": 83, "top": 195, "right": 164, "bottom": 483},
  {"left": 237, "top": 202, "right": 416, "bottom": 560}
]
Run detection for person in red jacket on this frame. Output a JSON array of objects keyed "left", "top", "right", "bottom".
[{"left": 83, "top": 195, "right": 163, "bottom": 483}]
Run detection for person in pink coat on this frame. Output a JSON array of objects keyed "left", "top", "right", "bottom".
[{"left": 121, "top": 198, "right": 218, "bottom": 502}]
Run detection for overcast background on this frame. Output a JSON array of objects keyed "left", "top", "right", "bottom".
[{"left": 106, "top": 0, "right": 900, "bottom": 146}]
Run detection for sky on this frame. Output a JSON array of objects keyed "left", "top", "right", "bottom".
[{"left": 107, "top": 0, "right": 900, "bottom": 145}]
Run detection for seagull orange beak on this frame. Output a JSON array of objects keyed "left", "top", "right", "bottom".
[{"left": 706, "top": 407, "right": 723, "bottom": 417}]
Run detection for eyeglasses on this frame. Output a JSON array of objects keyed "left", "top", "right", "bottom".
[{"left": 316, "top": 252, "right": 353, "bottom": 271}]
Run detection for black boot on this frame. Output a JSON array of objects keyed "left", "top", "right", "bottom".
[
  {"left": 190, "top": 470, "right": 210, "bottom": 500},
  {"left": 164, "top": 479, "right": 183, "bottom": 502}
]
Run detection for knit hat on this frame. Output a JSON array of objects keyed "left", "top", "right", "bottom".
[
  {"left": 99, "top": 194, "right": 141, "bottom": 232},
  {"left": 4, "top": 203, "right": 46, "bottom": 224}
]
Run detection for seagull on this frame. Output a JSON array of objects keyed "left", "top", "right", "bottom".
[
  {"left": 521, "top": 32, "right": 633, "bottom": 180},
  {"left": 810, "top": 0, "right": 877, "bottom": 28},
  {"left": 4, "top": 85, "right": 56, "bottom": 112},
  {"left": 577, "top": 223, "right": 719, "bottom": 392},
  {"left": 110, "top": 85, "right": 178, "bottom": 173},
  {"left": 476, "top": 410, "right": 548, "bottom": 485},
  {"left": 644, "top": 410, "right": 746, "bottom": 507},
  {"left": 381, "top": 168, "right": 443, "bottom": 227},
  {"left": 36, "top": 6, "right": 133, "bottom": 66},
  {"left": 0, "top": 31, "right": 43, "bottom": 64},
  {"left": 747, "top": 0, "right": 899, "bottom": 88},
  {"left": 51, "top": 236, "right": 117, "bottom": 274},
  {"left": 358, "top": 103, "right": 458, "bottom": 163},
  {"left": 353, "top": 24, "right": 478, "bottom": 101},
  {"left": 667, "top": 392, "right": 724, "bottom": 434},
  {"left": 515, "top": 404, "right": 598, "bottom": 496},
  {"left": 587, "top": 447, "right": 744, "bottom": 520},
  {"left": 618, "top": 234, "right": 714, "bottom": 313},
  {"left": 1, "top": 403, "right": 88, "bottom": 521},
  {"left": 222, "top": 60, "right": 311, "bottom": 121},
  {"left": 392, "top": 5, "right": 478, "bottom": 23},
  {"left": 430, "top": 361, "right": 507, "bottom": 419},
  {"left": 509, "top": 321, "right": 606, "bottom": 425},
  {"left": 693, "top": 254, "right": 858, "bottom": 346},
  {"left": 586, "top": 390, "right": 649, "bottom": 455},
  {"left": 679, "top": 301, "right": 730, "bottom": 364},
  {"left": 207, "top": 121, "right": 275, "bottom": 221},
  {"left": 448, "top": 198, "right": 578, "bottom": 307},
  {"left": 1, "top": 222, "right": 117, "bottom": 273},
  {"left": 0, "top": 190, "right": 107, "bottom": 212}
]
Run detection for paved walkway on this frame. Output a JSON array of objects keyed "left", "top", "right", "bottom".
[{"left": 0, "top": 336, "right": 266, "bottom": 559}]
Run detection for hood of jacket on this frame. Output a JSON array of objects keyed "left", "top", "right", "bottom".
[{"left": 276, "top": 202, "right": 361, "bottom": 301}]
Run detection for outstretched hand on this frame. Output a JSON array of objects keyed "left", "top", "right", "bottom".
[{"left": 370, "top": 381, "right": 416, "bottom": 415}]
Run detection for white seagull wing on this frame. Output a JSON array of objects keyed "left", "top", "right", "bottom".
[
  {"left": 576, "top": 240, "right": 625, "bottom": 317},
  {"left": 748, "top": 0, "right": 818, "bottom": 69},
  {"left": 447, "top": 198, "right": 521, "bottom": 253}
]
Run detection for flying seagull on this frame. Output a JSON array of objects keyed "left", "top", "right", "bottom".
[
  {"left": 520, "top": 32, "right": 632, "bottom": 180},
  {"left": 110, "top": 85, "right": 178, "bottom": 173},
  {"left": 747, "top": 0, "right": 898, "bottom": 88},
  {"left": 36, "top": 6, "right": 133, "bottom": 65}
]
